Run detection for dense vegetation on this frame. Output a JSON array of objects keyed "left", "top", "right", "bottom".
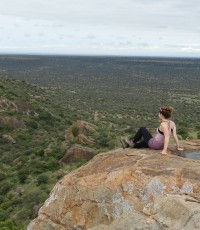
[{"left": 0, "top": 55, "right": 200, "bottom": 229}]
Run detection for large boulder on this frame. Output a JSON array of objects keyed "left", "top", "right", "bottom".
[
  {"left": 60, "top": 145, "right": 96, "bottom": 164},
  {"left": 65, "top": 120, "right": 96, "bottom": 145},
  {"left": 28, "top": 145, "right": 200, "bottom": 230},
  {"left": 0, "top": 116, "right": 26, "bottom": 129}
]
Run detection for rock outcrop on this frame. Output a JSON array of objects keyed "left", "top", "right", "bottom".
[
  {"left": 28, "top": 145, "right": 200, "bottom": 230},
  {"left": 65, "top": 120, "right": 96, "bottom": 145},
  {"left": 0, "top": 96, "right": 18, "bottom": 112},
  {"left": 0, "top": 116, "right": 26, "bottom": 129},
  {"left": 0, "top": 96, "right": 38, "bottom": 117},
  {"left": 60, "top": 145, "right": 96, "bottom": 164},
  {"left": 2, "top": 134, "right": 16, "bottom": 144}
]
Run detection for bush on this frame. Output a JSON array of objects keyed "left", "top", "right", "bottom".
[
  {"left": 0, "top": 195, "right": 4, "bottom": 202},
  {"left": 44, "top": 158, "right": 60, "bottom": 170},
  {"left": 26, "top": 120, "right": 38, "bottom": 129},
  {"left": 177, "top": 128, "right": 188, "bottom": 139},
  {"left": 98, "top": 136, "right": 110, "bottom": 147},
  {"left": 38, "top": 110, "right": 52, "bottom": 120},
  {"left": 16, "top": 208, "right": 32, "bottom": 221},
  {"left": 14, "top": 132, "right": 31, "bottom": 141},
  {"left": 37, "top": 174, "right": 49, "bottom": 185},
  {"left": 32, "top": 147, "right": 44, "bottom": 157},
  {"left": 28, "top": 160, "right": 46, "bottom": 174},
  {"left": 18, "top": 170, "right": 28, "bottom": 184},
  {"left": 72, "top": 126, "right": 79, "bottom": 137},
  {"left": 0, "top": 172, "right": 6, "bottom": 181},
  {"left": 23, "top": 188, "right": 48, "bottom": 208},
  {"left": 12, "top": 197, "right": 23, "bottom": 205},
  {"left": 0, "top": 181, "right": 13, "bottom": 195},
  {"left": 0, "top": 209, "right": 8, "bottom": 221},
  {"left": 1, "top": 124, "right": 13, "bottom": 132},
  {"left": 0, "top": 219, "right": 25, "bottom": 230}
]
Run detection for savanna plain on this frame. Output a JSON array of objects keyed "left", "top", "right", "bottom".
[{"left": 0, "top": 55, "right": 200, "bottom": 229}]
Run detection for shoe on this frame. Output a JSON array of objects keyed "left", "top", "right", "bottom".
[
  {"left": 124, "top": 138, "right": 135, "bottom": 148},
  {"left": 120, "top": 137, "right": 129, "bottom": 149}
]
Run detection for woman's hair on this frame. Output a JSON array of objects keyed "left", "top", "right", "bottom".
[{"left": 159, "top": 106, "right": 173, "bottom": 119}]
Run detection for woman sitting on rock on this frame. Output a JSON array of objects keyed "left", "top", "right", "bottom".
[{"left": 120, "top": 106, "right": 183, "bottom": 155}]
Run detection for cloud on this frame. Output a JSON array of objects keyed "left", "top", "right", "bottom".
[
  {"left": 86, "top": 35, "right": 96, "bottom": 39},
  {"left": 137, "top": 43, "right": 150, "bottom": 47},
  {"left": 37, "top": 33, "right": 44, "bottom": 37},
  {"left": 0, "top": 0, "right": 200, "bottom": 56},
  {"left": 51, "top": 24, "right": 65, "bottom": 28},
  {"left": 0, "top": 0, "right": 198, "bottom": 29}
]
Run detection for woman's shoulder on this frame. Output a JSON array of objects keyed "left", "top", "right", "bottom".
[
  {"left": 169, "top": 120, "right": 176, "bottom": 130},
  {"left": 160, "top": 120, "right": 175, "bottom": 128},
  {"left": 169, "top": 120, "right": 175, "bottom": 125}
]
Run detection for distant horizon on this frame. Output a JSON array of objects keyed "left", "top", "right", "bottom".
[{"left": 0, "top": 52, "right": 200, "bottom": 59}]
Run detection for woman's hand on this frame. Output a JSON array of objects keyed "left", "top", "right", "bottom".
[
  {"left": 161, "top": 150, "right": 168, "bottom": 155},
  {"left": 177, "top": 147, "right": 184, "bottom": 151}
]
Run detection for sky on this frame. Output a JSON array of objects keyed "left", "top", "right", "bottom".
[{"left": 0, "top": 0, "right": 200, "bottom": 57}]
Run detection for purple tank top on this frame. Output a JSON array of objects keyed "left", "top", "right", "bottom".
[{"left": 148, "top": 121, "right": 172, "bottom": 150}]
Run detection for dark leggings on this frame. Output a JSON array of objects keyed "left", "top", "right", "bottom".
[{"left": 131, "top": 127, "right": 153, "bottom": 148}]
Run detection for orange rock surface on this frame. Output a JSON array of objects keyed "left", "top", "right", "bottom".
[{"left": 28, "top": 143, "right": 200, "bottom": 230}]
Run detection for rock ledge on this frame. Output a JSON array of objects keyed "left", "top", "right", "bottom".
[{"left": 28, "top": 146, "right": 200, "bottom": 230}]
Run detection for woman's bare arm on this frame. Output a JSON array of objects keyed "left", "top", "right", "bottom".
[
  {"left": 172, "top": 124, "right": 184, "bottom": 150},
  {"left": 161, "top": 122, "right": 170, "bottom": 155}
]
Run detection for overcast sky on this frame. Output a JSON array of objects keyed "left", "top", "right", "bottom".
[{"left": 0, "top": 0, "right": 200, "bottom": 57}]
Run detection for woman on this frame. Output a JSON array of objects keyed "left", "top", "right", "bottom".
[{"left": 120, "top": 106, "right": 183, "bottom": 155}]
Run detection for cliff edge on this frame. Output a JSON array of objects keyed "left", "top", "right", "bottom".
[{"left": 28, "top": 145, "right": 200, "bottom": 230}]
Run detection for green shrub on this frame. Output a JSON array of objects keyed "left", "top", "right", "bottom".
[
  {"left": 1, "top": 124, "right": 13, "bottom": 132},
  {"left": 18, "top": 171, "right": 28, "bottom": 184},
  {"left": 72, "top": 126, "right": 79, "bottom": 137},
  {"left": 0, "top": 209, "right": 9, "bottom": 221},
  {"left": 12, "top": 197, "right": 23, "bottom": 205},
  {"left": 99, "top": 136, "right": 110, "bottom": 147},
  {"left": 23, "top": 188, "right": 48, "bottom": 208},
  {"left": 16, "top": 208, "right": 32, "bottom": 221},
  {"left": 26, "top": 120, "right": 38, "bottom": 129},
  {"left": 47, "top": 146, "right": 65, "bottom": 160},
  {"left": 0, "top": 172, "right": 6, "bottom": 181},
  {"left": 178, "top": 128, "right": 189, "bottom": 139},
  {"left": 0, "top": 181, "right": 13, "bottom": 195},
  {"left": 44, "top": 158, "right": 60, "bottom": 170},
  {"left": 28, "top": 160, "right": 46, "bottom": 174},
  {"left": 37, "top": 174, "right": 49, "bottom": 185},
  {"left": 0, "top": 195, "right": 4, "bottom": 202},
  {"left": 32, "top": 147, "right": 44, "bottom": 157},
  {"left": 14, "top": 132, "right": 31, "bottom": 141},
  {"left": 0, "top": 198, "right": 13, "bottom": 209},
  {"left": 0, "top": 219, "right": 25, "bottom": 230}
]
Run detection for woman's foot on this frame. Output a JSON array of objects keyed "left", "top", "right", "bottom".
[
  {"left": 125, "top": 138, "right": 135, "bottom": 148},
  {"left": 120, "top": 137, "right": 129, "bottom": 149},
  {"left": 120, "top": 137, "right": 135, "bottom": 148}
]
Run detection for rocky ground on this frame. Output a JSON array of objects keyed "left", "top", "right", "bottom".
[{"left": 28, "top": 141, "right": 200, "bottom": 230}]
